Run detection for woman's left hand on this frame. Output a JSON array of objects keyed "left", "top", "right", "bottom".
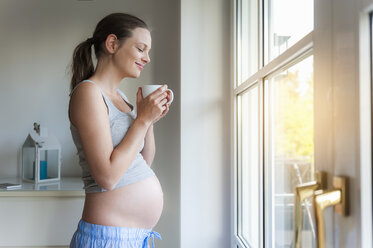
[{"left": 152, "top": 92, "right": 171, "bottom": 124}]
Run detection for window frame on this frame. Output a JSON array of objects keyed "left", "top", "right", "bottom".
[
  {"left": 232, "top": 0, "right": 314, "bottom": 247},
  {"left": 359, "top": 7, "right": 373, "bottom": 248}
]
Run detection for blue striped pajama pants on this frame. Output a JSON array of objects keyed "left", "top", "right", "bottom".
[{"left": 70, "top": 220, "right": 162, "bottom": 248}]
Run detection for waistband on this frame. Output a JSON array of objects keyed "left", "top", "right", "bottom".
[{"left": 76, "top": 219, "right": 162, "bottom": 248}]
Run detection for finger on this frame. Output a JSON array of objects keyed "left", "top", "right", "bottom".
[
  {"left": 151, "top": 92, "right": 167, "bottom": 104},
  {"left": 162, "top": 103, "right": 169, "bottom": 113},
  {"left": 163, "top": 105, "right": 169, "bottom": 115},
  {"left": 158, "top": 99, "right": 168, "bottom": 107},
  {"left": 160, "top": 106, "right": 169, "bottom": 118},
  {"left": 136, "top": 87, "right": 143, "bottom": 103},
  {"left": 157, "top": 85, "right": 168, "bottom": 94},
  {"left": 157, "top": 94, "right": 169, "bottom": 104},
  {"left": 148, "top": 89, "right": 162, "bottom": 100},
  {"left": 154, "top": 105, "right": 169, "bottom": 124},
  {"left": 150, "top": 85, "right": 168, "bottom": 99},
  {"left": 157, "top": 101, "right": 168, "bottom": 113}
]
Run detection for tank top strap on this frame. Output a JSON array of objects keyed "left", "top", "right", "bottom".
[
  {"left": 117, "top": 89, "right": 135, "bottom": 111},
  {"left": 116, "top": 88, "right": 129, "bottom": 102},
  {"left": 69, "top": 80, "right": 116, "bottom": 116},
  {"left": 69, "top": 79, "right": 104, "bottom": 97}
]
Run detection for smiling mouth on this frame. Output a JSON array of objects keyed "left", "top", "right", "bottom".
[{"left": 135, "top": 62, "right": 144, "bottom": 70}]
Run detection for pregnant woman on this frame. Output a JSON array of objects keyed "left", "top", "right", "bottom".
[{"left": 68, "top": 13, "right": 170, "bottom": 248}]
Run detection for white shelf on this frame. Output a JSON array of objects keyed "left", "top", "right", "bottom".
[{"left": 0, "top": 177, "right": 84, "bottom": 197}]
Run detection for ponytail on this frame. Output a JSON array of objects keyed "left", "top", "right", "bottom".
[{"left": 70, "top": 39, "right": 95, "bottom": 92}]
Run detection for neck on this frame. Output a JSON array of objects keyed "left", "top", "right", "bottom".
[{"left": 90, "top": 58, "right": 126, "bottom": 95}]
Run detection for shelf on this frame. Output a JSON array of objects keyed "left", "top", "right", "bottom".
[{"left": 0, "top": 177, "right": 85, "bottom": 197}]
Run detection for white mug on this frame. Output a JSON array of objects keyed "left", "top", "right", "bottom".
[{"left": 142, "top": 85, "right": 174, "bottom": 104}]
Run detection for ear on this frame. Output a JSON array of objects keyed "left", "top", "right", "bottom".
[{"left": 105, "top": 34, "right": 119, "bottom": 54}]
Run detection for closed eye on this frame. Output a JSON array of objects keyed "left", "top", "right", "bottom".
[{"left": 137, "top": 47, "right": 144, "bottom": 52}]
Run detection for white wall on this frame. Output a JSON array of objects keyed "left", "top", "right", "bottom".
[
  {"left": 0, "top": 0, "right": 180, "bottom": 247},
  {"left": 180, "top": 0, "right": 231, "bottom": 247},
  {"left": 314, "top": 0, "right": 373, "bottom": 246}
]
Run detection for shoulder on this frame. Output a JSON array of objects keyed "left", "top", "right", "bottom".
[
  {"left": 69, "top": 82, "right": 107, "bottom": 126},
  {"left": 71, "top": 81, "right": 102, "bottom": 101}
]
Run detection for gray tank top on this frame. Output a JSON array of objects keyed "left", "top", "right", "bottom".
[{"left": 69, "top": 80, "right": 155, "bottom": 193}]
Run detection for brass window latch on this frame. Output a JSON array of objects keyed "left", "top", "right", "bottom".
[
  {"left": 293, "top": 172, "right": 348, "bottom": 248},
  {"left": 294, "top": 171, "right": 327, "bottom": 248},
  {"left": 313, "top": 176, "right": 348, "bottom": 248}
]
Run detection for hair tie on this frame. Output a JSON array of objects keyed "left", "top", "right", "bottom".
[{"left": 86, "top": 37, "right": 94, "bottom": 45}]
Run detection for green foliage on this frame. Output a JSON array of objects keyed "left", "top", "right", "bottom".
[{"left": 274, "top": 69, "right": 314, "bottom": 159}]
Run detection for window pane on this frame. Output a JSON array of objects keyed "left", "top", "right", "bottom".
[
  {"left": 265, "top": 55, "right": 315, "bottom": 247},
  {"left": 237, "top": 0, "right": 258, "bottom": 86},
  {"left": 238, "top": 84, "right": 259, "bottom": 247},
  {"left": 266, "top": 0, "right": 313, "bottom": 63}
]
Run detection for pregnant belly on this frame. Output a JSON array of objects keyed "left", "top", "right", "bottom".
[{"left": 82, "top": 175, "right": 164, "bottom": 229}]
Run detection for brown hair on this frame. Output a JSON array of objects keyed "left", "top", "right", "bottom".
[{"left": 70, "top": 13, "right": 148, "bottom": 92}]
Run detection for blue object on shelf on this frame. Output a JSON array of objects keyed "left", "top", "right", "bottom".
[{"left": 40, "top": 160, "right": 47, "bottom": 180}]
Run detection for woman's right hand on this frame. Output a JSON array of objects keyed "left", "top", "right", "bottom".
[{"left": 136, "top": 85, "right": 169, "bottom": 125}]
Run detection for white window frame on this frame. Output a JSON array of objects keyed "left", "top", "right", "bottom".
[
  {"left": 359, "top": 5, "right": 373, "bottom": 248},
  {"left": 231, "top": 0, "right": 314, "bottom": 247}
]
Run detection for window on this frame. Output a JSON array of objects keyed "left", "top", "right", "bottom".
[
  {"left": 237, "top": 84, "right": 260, "bottom": 247},
  {"left": 237, "top": 0, "right": 259, "bottom": 86},
  {"left": 265, "top": 0, "right": 313, "bottom": 62},
  {"left": 264, "top": 55, "right": 314, "bottom": 247},
  {"left": 233, "top": 0, "right": 314, "bottom": 247}
]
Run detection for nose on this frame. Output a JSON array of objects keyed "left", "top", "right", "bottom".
[{"left": 142, "top": 52, "right": 150, "bottom": 64}]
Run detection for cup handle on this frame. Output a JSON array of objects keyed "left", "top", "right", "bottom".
[{"left": 166, "top": 89, "right": 174, "bottom": 104}]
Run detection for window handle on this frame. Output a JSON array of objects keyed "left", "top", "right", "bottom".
[
  {"left": 313, "top": 176, "right": 348, "bottom": 248},
  {"left": 294, "top": 171, "right": 327, "bottom": 248}
]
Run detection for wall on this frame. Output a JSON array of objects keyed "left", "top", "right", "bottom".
[
  {"left": 313, "top": 0, "right": 373, "bottom": 246},
  {"left": 180, "top": 0, "right": 231, "bottom": 247},
  {"left": 0, "top": 0, "right": 180, "bottom": 247}
]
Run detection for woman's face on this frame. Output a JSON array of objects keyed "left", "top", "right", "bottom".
[{"left": 113, "top": 27, "right": 152, "bottom": 78}]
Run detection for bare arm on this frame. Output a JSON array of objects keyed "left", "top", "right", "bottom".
[
  {"left": 141, "top": 124, "right": 155, "bottom": 166},
  {"left": 70, "top": 83, "right": 168, "bottom": 190}
]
